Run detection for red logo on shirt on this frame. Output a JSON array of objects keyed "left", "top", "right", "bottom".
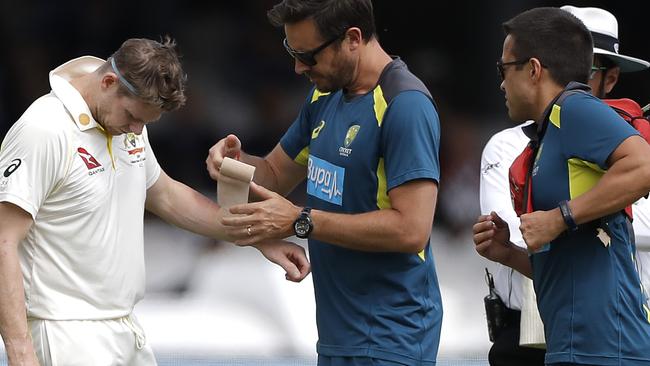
[
  {"left": 128, "top": 147, "right": 144, "bottom": 155},
  {"left": 77, "top": 147, "right": 102, "bottom": 169}
]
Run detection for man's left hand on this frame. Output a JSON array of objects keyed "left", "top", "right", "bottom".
[
  {"left": 222, "top": 182, "right": 301, "bottom": 245},
  {"left": 520, "top": 207, "right": 567, "bottom": 251},
  {"left": 254, "top": 240, "right": 311, "bottom": 282}
]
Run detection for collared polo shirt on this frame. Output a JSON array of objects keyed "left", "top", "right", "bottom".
[
  {"left": 530, "top": 90, "right": 650, "bottom": 365},
  {"left": 0, "top": 56, "right": 161, "bottom": 320},
  {"left": 280, "top": 58, "right": 442, "bottom": 365}
]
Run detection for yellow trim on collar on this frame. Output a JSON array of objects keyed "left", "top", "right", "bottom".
[{"left": 311, "top": 89, "right": 330, "bottom": 103}]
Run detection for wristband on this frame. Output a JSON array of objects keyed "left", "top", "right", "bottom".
[{"left": 558, "top": 200, "right": 578, "bottom": 232}]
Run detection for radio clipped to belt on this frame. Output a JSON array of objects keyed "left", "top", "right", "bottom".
[{"left": 484, "top": 268, "right": 507, "bottom": 342}]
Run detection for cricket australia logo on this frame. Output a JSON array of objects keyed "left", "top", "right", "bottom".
[
  {"left": 123, "top": 133, "right": 146, "bottom": 165},
  {"left": 339, "top": 124, "right": 360, "bottom": 157}
]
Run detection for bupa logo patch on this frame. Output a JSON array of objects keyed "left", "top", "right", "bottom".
[{"left": 307, "top": 155, "right": 344, "bottom": 205}]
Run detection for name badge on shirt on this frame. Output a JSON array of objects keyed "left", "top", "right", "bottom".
[{"left": 307, "top": 155, "right": 344, "bottom": 205}]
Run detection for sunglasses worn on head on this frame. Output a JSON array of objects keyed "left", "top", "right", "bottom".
[
  {"left": 496, "top": 59, "right": 530, "bottom": 80},
  {"left": 283, "top": 33, "right": 344, "bottom": 67}
]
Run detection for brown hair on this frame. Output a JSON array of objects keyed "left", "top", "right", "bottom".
[
  {"left": 102, "top": 36, "right": 187, "bottom": 111},
  {"left": 268, "top": 0, "right": 376, "bottom": 43}
]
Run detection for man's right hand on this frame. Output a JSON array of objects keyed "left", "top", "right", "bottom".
[
  {"left": 473, "top": 212, "right": 514, "bottom": 265},
  {"left": 206, "top": 134, "right": 242, "bottom": 181}
]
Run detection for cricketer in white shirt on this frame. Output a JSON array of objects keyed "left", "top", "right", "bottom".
[{"left": 0, "top": 46, "right": 310, "bottom": 366}]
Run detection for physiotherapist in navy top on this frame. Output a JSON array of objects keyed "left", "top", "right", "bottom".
[
  {"left": 473, "top": 7, "right": 650, "bottom": 366},
  {"left": 207, "top": 1, "right": 442, "bottom": 365}
]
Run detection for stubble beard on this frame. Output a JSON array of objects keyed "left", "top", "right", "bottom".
[{"left": 310, "top": 56, "right": 355, "bottom": 93}]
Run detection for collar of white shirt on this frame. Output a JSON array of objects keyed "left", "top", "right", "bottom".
[{"left": 49, "top": 56, "right": 105, "bottom": 132}]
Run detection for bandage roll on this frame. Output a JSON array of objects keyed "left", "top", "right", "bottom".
[
  {"left": 220, "top": 157, "right": 255, "bottom": 183},
  {"left": 217, "top": 158, "right": 255, "bottom": 217}
]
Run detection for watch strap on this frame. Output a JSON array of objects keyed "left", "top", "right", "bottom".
[{"left": 558, "top": 200, "right": 578, "bottom": 232}]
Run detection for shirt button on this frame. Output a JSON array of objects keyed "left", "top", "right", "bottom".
[{"left": 79, "top": 113, "right": 90, "bottom": 125}]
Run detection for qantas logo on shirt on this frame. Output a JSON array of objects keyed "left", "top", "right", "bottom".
[{"left": 77, "top": 147, "right": 104, "bottom": 175}]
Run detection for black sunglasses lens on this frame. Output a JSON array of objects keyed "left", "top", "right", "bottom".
[
  {"left": 295, "top": 53, "right": 316, "bottom": 66},
  {"left": 283, "top": 39, "right": 317, "bottom": 66}
]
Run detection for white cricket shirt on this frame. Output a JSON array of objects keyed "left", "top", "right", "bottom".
[
  {"left": 0, "top": 56, "right": 161, "bottom": 320},
  {"left": 480, "top": 121, "right": 532, "bottom": 310}
]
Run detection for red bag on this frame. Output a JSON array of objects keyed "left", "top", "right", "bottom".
[
  {"left": 604, "top": 98, "right": 650, "bottom": 220},
  {"left": 604, "top": 98, "right": 650, "bottom": 143},
  {"left": 509, "top": 141, "right": 535, "bottom": 217}
]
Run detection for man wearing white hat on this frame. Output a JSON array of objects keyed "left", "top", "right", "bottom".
[{"left": 478, "top": 6, "right": 650, "bottom": 366}]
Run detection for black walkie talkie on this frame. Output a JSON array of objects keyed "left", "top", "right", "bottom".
[{"left": 484, "top": 268, "right": 507, "bottom": 342}]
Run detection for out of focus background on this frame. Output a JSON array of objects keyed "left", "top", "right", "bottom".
[{"left": 0, "top": 0, "right": 648, "bottom": 365}]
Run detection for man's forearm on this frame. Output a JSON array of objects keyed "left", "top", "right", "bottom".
[
  {"left": 240, "top": 145, "right": 306, "bottom": 198},
  {"left": 0, "top": 241, "right": 33, "bottom": 357},
  {"left": 502, "top": 243, "right": 533, "bottom": 279},
  {"left": 310, "top": 209, "right": 432, "bottom": 253},
  {"left": 239, "top": 152, "right": 282, "bottom": 194},
  {"left": 148, "top": 180, "right": 232, "bottom": 241}
]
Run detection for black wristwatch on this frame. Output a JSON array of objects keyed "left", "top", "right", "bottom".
[{"left": 293, "top": 207, "right": 313, "bottom": 239}]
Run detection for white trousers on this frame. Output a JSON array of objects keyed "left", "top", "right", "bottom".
[{"left": 28, "top": 314, "right": 157, "bottom": 366}]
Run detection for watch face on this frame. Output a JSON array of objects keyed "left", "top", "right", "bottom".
[{"left": 295, "top": 220, "right": 310, "bottom": 235}]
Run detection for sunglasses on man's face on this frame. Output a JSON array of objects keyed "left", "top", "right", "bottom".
[
  {"left": 283, "top": 33, "right": 344, "bottom": 67},
  {"left": 496, "top": 59, "right": 530, "bottom": 80}
]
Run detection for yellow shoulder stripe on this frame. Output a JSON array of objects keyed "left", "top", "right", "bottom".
[
  {"left": 549, "top": 104, "right": 561, "bottom": 128},
  {"left": 373, "top": 85, "right": 388, "bottom": 127}
]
